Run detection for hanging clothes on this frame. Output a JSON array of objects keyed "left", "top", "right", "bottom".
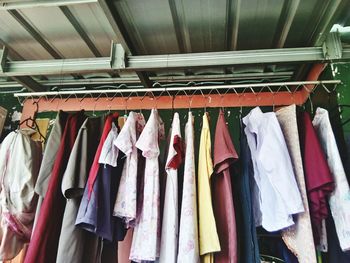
[
  {"left": 76, "top": 120, "right": 126, "bottom": 242},
  {"left": 25, "top": 111, "right": 86, "bottom": 263},
  {"left": 312, "top": 107, "right": 350, "bottom": 251},
  {"left": 297, "top": 111, "right": 334, "bottom": 246},
  {"left": 275, "top": 105, "right": 317, "bottom": 263},
  {"left": 130, "top": 109, "right": 164, "bottom": 262},
  {"left": 198, "top": 112, "right": 221, "bottom": 263},
  {"left": 234, "top": 122, "right": 260, "bottom": 263},
  {"left": 159, "top": 112, "right": 184, "bottom": 263},
  {"left": 113, "top": 111, "right": 139, "bottom": 227},
  {"left": 211, "top": 110, "right": 238, "bottom": 263},
  {"left": 243, "top": 107, "right": 304, "bottom": 232},
  {"left": 177, "top": 111, "right": 199, "bottom": 263},
  {"left": 118, "top": 113, "right": 146, "bottom": 263},
  {"left": 55, "top": 116, "right": 104, "bottom": 263},
  {"left": 0, "top": 129, "right": 42, "bottom": 260},
  {"left": 32, "top": 111, "right": 69, "bottom": 232}
]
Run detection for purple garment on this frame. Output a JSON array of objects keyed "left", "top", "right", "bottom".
[{"left": 76, "top": 154, "right": 126, "bottom": 242}]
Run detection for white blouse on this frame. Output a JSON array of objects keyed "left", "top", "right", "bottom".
[
  {"left": 113, "top": 112, "right": 138, "bottom": 226},
  {"left": 243, "top": 107, "right": 304, "bottom": 231}
]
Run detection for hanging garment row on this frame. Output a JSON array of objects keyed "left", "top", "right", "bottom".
[{"left": 0, "top": 105, "right": 349, "bottom": 263}]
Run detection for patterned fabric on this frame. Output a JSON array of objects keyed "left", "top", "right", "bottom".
[
  {"left": 313, "top": 108, "right": 350, "bottom": 251},
  {"left": 198, "top": 113, "right": 221, "bottom": 263},
  {"left": 276, "top": 104, "right": 317, "bottom": 263},
  {"left": 130, "top": 109, "right": 164, "bottom": 262},
  {"left": 177, "top": 112, "right": 199, "bottom": 263},
  {"left": 159, "top": 113, "right": 183, "bottom": 263},
  {"left": 114, "top": 112, "right": 139, "bottom": 226}
]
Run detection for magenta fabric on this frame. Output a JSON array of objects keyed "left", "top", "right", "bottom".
[{"left": 298, "top": 111, "right": 334, "bottom": 244}]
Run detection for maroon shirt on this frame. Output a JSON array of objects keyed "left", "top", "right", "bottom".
[
  {"left": 212, "top": 110, "right": 239, "bottom": 263},
  {"left": 298, "top": 111, "right": 334, "bottom": 245},
  {"left": 25, "top": 111, "right": 86, "bottom": 263}
]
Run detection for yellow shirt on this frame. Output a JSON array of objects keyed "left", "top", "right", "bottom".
[{"left": 198, "top": 113, "right": 220, "bottom": 263}]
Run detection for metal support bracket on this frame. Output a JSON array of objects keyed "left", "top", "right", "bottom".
[
  {"left": 0, "top": 47, "right": 8, "bottom": 73},
  {"left": 110, "top": 42, "right": 125, "bottom": 70},
  {"left": 322, "top": 32, "right": 343, "bottom": 60}
]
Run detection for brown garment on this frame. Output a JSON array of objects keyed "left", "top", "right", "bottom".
[{"left": 212, "top": 110, "right": 239, "bottom": 263}]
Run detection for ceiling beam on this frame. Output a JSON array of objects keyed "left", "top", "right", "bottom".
[
  {"left": 0, "top": 40, "right": 46, "bottom": 91},
  {"left": 11, "top": 76, "right": 46, "bottom": 92},
  {"left": 98, "top": 0, "right": 153, "bottom": 88},
  {"left": 8, "top": 10, "right": 62, "bottom": 59},
  {"left": 1, "top": 44, "right": 350, "bottom": 77},
  {"left": 0, "top": 71, "right": 295, "bottom": 89},
  {"left": 0, "top": 0, "right": 97, "bottom": 10}
]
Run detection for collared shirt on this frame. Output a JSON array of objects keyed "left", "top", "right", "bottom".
[
  {"left": 198, "top": 113, "right": 220, "bottom": 263},
  {"left": 177, "top": 112, "right": 200, "bottom": 263},
  {"left": 313, "top": 107, "right": 350, "bottom": 251},
  {"left": 113, "top": 112, "right": 138, "bottom": 226},
  {"left": 243, "top": 107, "right": 304, "bottom": 232},
  {"left": 130, "top": 109, "right": 164, "bottom": 262},
  {"left": 159, "top": 112, "right": 183, "bottom": 263},
  {"left": 212, "top": 110, "right": 238, "bottom": 263}
]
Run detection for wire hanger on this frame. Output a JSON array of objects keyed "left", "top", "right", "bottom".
[{"left": 19, "top": 100, "right": 46, "bottom": 142}]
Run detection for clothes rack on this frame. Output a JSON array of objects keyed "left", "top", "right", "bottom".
[{"left": 14, "top": 79, "right": 340, "bottom": 124}]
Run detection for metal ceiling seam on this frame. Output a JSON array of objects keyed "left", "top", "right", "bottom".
[
  {"left": 59, "top": 6, "right": 102, "bottom": 57},
  {"left": 273, "top": 0, "right": 300, "bottom": 48},
  {"left": 226, "top": 0, "right": 241, "bottom": 51},
  {"left": 168, "top": 0, "right": 191, "bottom": 53}
]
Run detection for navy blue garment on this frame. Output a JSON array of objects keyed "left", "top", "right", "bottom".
[
  {"left": 322, "top": 208, "right": 350, "bottom": 263},
  {"left": 232, "top": 124, "right": 260, "bottom": 263}
]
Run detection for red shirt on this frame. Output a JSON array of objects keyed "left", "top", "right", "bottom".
[{"left": 212, "top": 110, "right": 239, "bottom": 263}]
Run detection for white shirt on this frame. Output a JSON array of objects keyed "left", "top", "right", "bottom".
[
  {"left": 98, "top": 123, "right": 119, "bottom": 167},
  {"left": 159, "top": 113, "right": 182, "bottom": 263},
  {"left": 243, "top": 107, "right": 304, "bottom": 231},
  {"left": 177, "top": 112, "right": 200, "bottom": 263},
  {"left": 113, "top": 112, "right": 138, "bottom": 226},
  {"left": 313, "top": 107, "right": 350, "bottom": 251}
]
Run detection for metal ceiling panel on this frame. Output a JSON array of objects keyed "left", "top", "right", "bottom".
[
  {"left": 237, "top": 0, "right": 284, "bottom": 50},
  {"left": 0, "top": 10, "right": 52, "bottom": 60},
  {"left": 113, "top": 0, "right": 179, "bottom": 55},
  {"left": 18, "top": 6, "right": 94, "bottom": 58},
  {"left": 67, "top": 3, "right": 119, "bottom": 56}
]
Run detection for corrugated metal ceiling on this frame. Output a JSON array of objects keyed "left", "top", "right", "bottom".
[{"left": 0, "top": 0, "right": 349, "bottom": 90}]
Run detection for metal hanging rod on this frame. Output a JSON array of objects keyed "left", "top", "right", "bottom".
[{"left": 14, "top": 80, "right": 340, "bottom": 98}]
